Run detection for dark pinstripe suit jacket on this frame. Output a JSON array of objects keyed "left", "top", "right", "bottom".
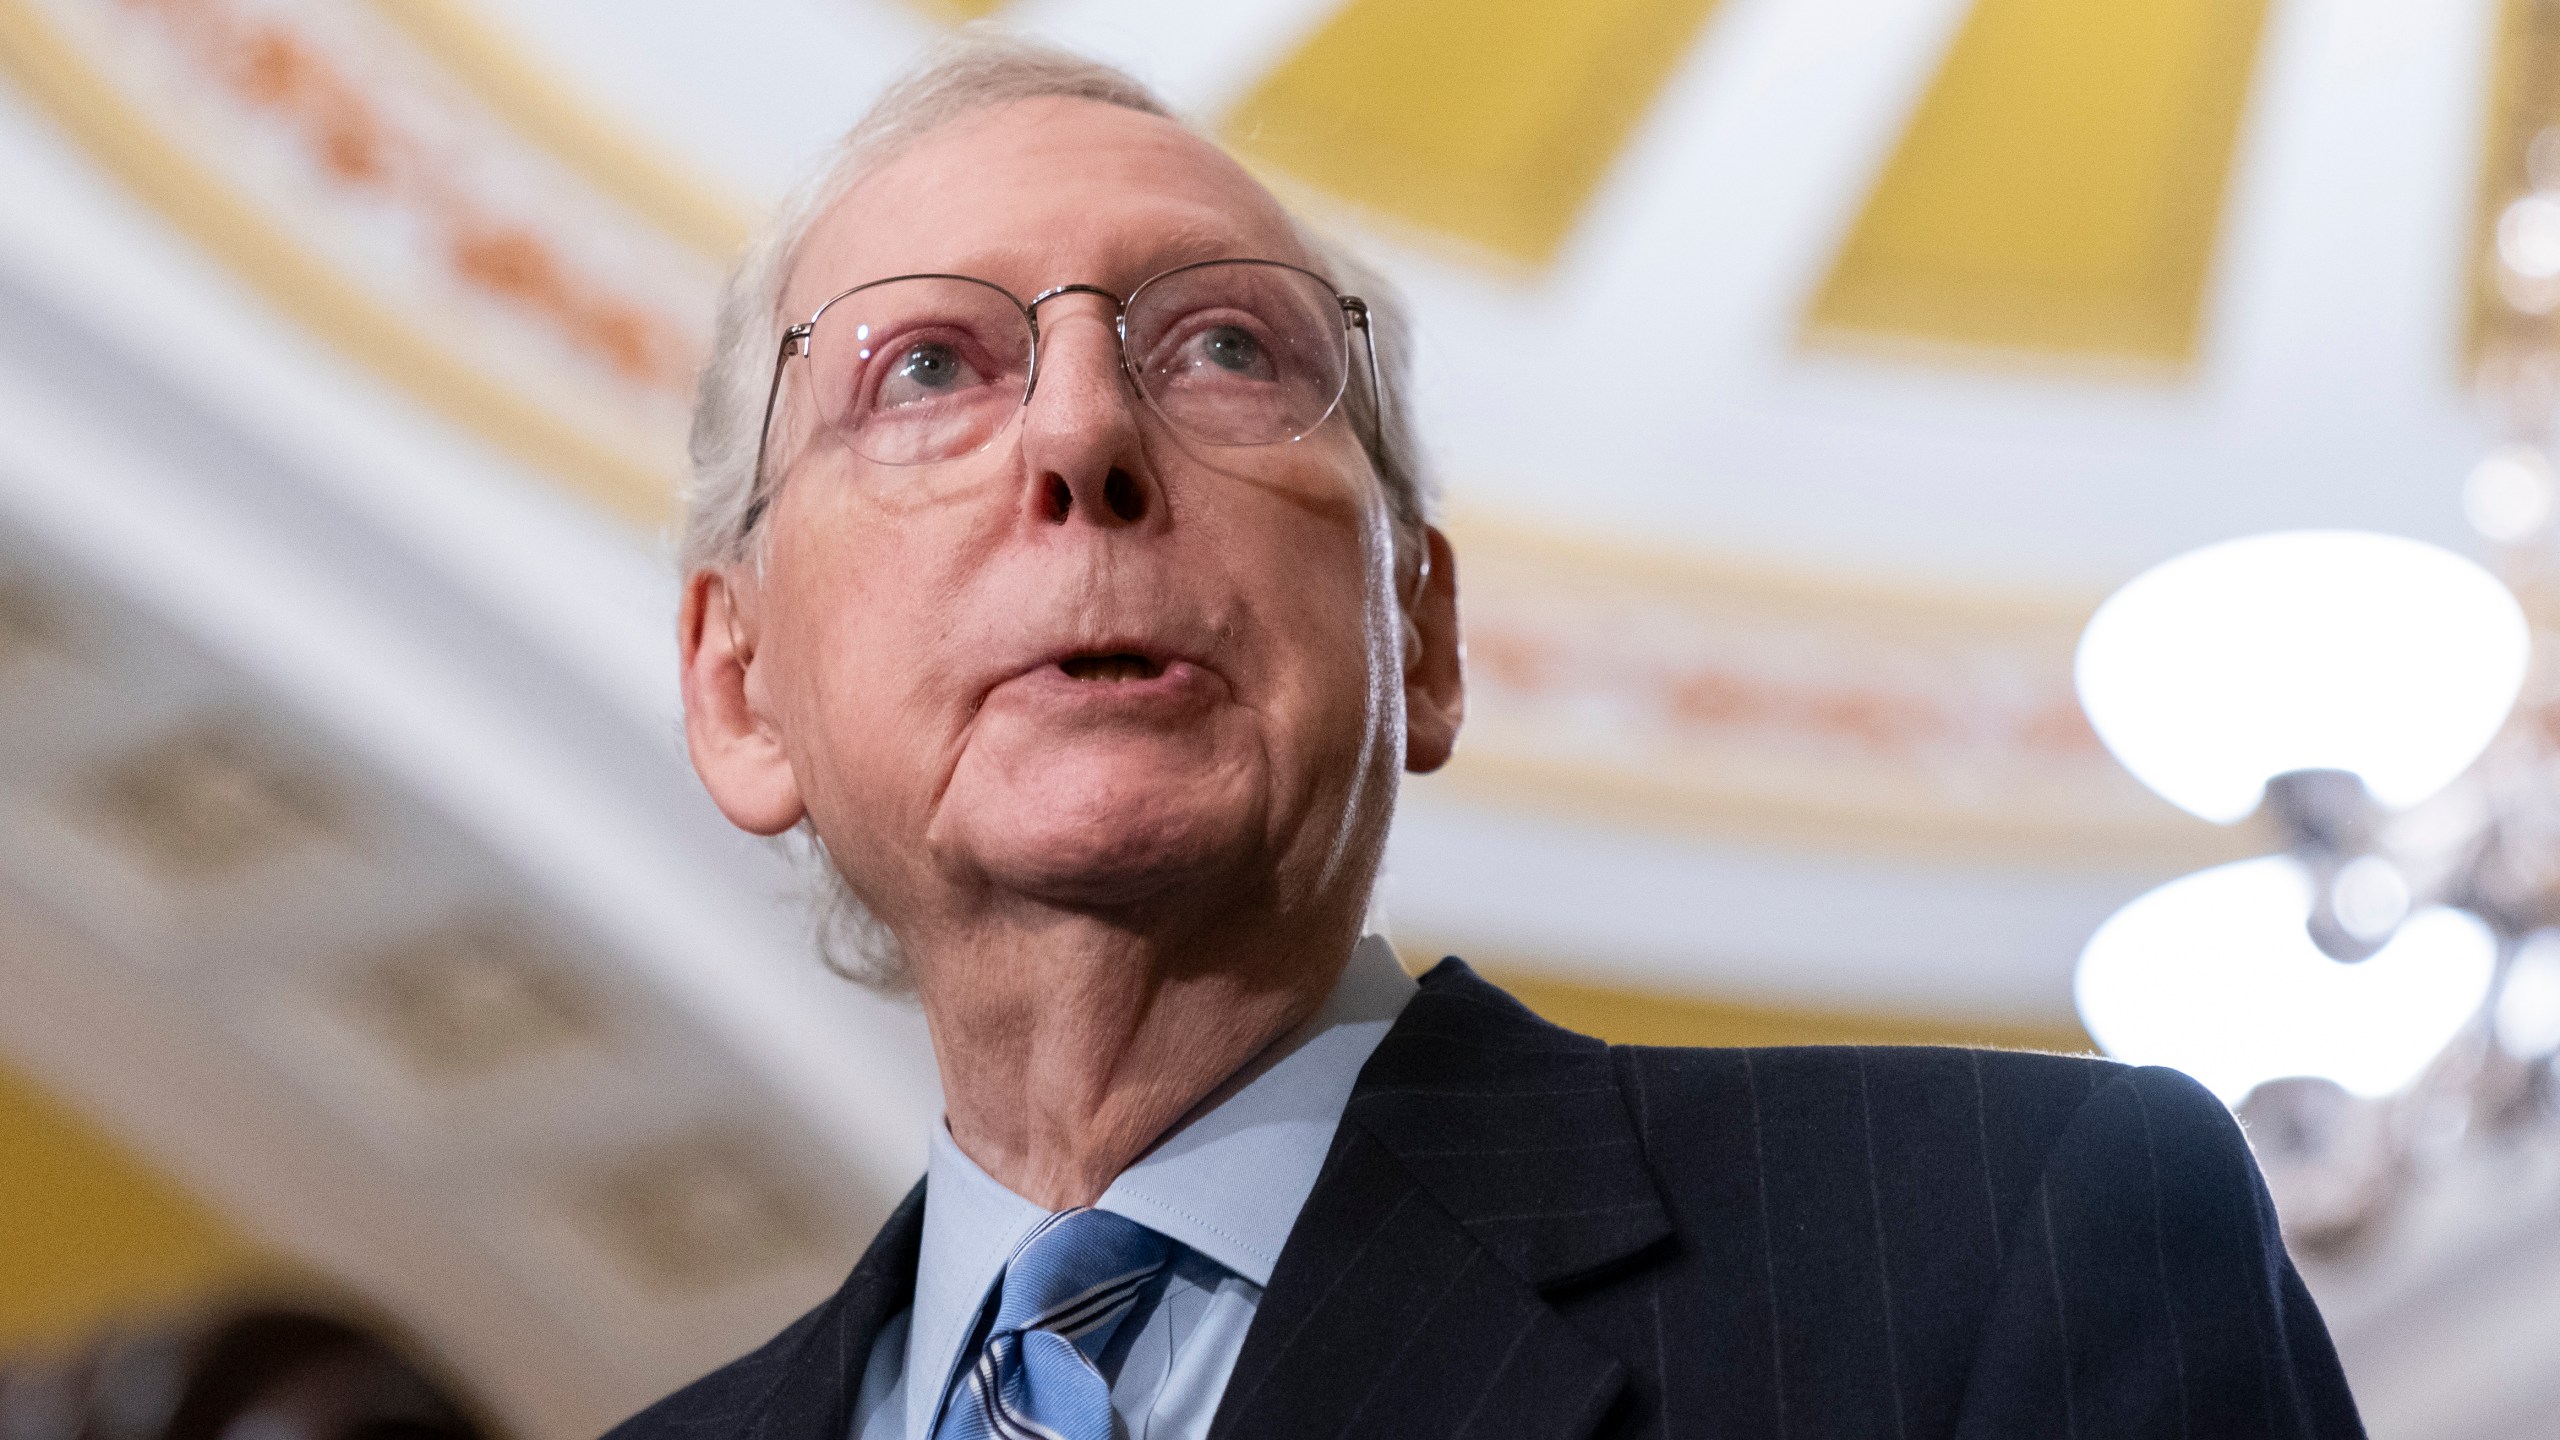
[{"left": 607, "top": 958, "right": 2364, "bottom": 1440}]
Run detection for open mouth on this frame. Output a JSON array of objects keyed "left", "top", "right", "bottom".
[{"left": 1057, "top": 652, "right": 1165, "bottom": 682}]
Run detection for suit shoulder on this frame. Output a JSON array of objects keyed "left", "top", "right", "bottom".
[
  {"left": 1610, "top": 1043, "right": 2146, "bottom": 1187},
  {"left": 601, "top": 1290, "right": 838, "bottom": 1440},
  {"left": 2042, "top": 1062, "right": 2265, "bottom": 1196},
  {"left": 1614, "top": 1040, "right": 2123, "bottom": 1098}
]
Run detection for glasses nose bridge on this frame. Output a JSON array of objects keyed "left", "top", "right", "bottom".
[{"left": 1022, "top": 282, "right": 1133, "bottom": 401}]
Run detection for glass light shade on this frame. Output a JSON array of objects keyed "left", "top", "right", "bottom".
[
  {"left": 2076, "top": 855, "right": 2496, "bottom": 1103},
  {"left": 2495, "top": 930, "right": 2560, "bottom": 1061},
  {"left": 2466, "top": 443, "right": 2557, "bottom": 543},
  {"left": 2075, "top": 531, "right": 2529, "bottom": 824}
]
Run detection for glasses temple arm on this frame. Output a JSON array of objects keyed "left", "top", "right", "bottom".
[
  {"left": 1344, "top": 297, "right": 1429, "bottom": 605},
  {"left": 739, "top": 324, "right": 812, "bottom": 540}
]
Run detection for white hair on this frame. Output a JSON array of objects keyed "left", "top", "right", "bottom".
[{"left": 682, "top": 30, "right": 1434, "bottom": 988}]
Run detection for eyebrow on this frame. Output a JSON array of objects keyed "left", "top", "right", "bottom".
[{"left": 1129, "top": 218, "right": 1266, "bottom": 271}]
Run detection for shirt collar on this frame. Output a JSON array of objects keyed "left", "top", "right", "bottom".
[
  {"left": 1096, "top": 933, "right": 1415, "bottom": 1284},
  {"left": 902, "top": 934, "right": 1416, "bottom": 1440},
  {"left": 904, "top": 1130, "right": 1046, "bottom": 1439}
]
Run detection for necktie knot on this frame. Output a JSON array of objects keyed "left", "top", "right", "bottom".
[
  {"left": 939, "top": 1208, "right": 1174, "bottom": 1440},
  {"left": 992, "top": 1207, "right": 1174, "bottom": 1357}
]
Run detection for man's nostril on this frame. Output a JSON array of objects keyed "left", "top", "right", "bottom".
[
  {"left": 1044, "top": 476, "right": 1073, "bottom": 523},
  {"left": 1103, "top": 470, "right": 1145, "bottom": 522}
]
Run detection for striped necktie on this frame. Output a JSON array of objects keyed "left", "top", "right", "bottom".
[{"left": 936, "top": 1207, "right": 1175, "bottom": 1440}]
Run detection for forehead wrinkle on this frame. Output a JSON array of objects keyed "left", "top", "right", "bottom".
[
  {"left": 997, "top": 218, "right": 1290, "bottom": 297},
  {"left": 844, "top": 213, "right": 1294, "bottom": 299},
  {"left": 795, "top": 104, "right": 1310, "bottom": 310}
]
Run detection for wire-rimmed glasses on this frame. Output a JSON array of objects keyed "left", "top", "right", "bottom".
[{"left": 746, "top": 258, "right": 1378, "bottom": 521}]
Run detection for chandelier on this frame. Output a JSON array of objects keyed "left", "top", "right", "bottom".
[
  {"left": 2068, "top": 524, "right": 2558, "bottom": 1256},
  {"left": 2077, "top": 357, "right": 2560, "bottom": 1269}
]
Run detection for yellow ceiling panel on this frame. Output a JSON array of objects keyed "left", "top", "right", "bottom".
[
  {"left": 1470, "top": 964, "right": 2092, "bottom": 1053},
  {"left": 1223, "top": 0, "right": 1727, "bottom": 267},
  {"left": 2469, "top": 0, "right": 2560, "bottom": 379},
  {"left": 1809, "top": 0, "right": 2271, "bottom": 366},
  {"left": 0, "top": 1056, "right": 266, "bottom": 1350}
]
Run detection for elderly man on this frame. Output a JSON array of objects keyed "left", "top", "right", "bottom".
[{"left": 615, "top": 34, "right": 2362, "bottom": 1440}]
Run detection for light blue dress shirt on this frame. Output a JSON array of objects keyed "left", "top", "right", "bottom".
[{"left": 852, "top": 935, "right": 1417, "bottom": 1440}]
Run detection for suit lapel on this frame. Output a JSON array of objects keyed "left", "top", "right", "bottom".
[
  {"left": 1211, "top": 961, "right": 1671, "bottom": 1440},
  {"left": 745, "top": 1179, "right": 927, "bottom": 1440}
]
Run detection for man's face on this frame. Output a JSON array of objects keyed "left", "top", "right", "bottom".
[{"left": 694, "top": 98, "right": 1458, "bottom": 943}]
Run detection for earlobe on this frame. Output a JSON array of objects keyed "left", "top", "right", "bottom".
[
  {"left": 1401, "top": 526, "right": 1465, "bottom": 774},
  {"left": 679, "top": 568, "right": 809, "bottom": 835}
]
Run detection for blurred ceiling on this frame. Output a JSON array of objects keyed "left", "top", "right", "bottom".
[{"left": 0, "top": 0, "right": 2551, "bottom": 1433}]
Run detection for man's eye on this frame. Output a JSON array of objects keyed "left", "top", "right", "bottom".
[
  {"left": 1171, "top": 324, "right": 1274, "bottom": 381},
  {"left": 1203, "top": 326, "right": 1263, "bottom": 374},
  {"left": 890, "top": 342, "right": 969, "bottom": 394},
  {"left": 867, "top": 338, "right": 993, "bottom": 414}
]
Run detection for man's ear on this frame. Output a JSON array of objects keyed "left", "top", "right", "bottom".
[
  {"left": 679, "top": 568, "right": 808, "bottom": 835},
  {"left": 1401, "top": 525, "right": 1464, "bottom": 774}
]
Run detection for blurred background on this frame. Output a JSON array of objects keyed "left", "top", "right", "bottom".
[{"left": 3, "top": 0, "right": 2558, "bottom": 1436}]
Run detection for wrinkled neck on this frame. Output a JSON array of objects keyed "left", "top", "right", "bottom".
[{"left": 913, "top": 908, "right": 1357, "bottom": 1209}]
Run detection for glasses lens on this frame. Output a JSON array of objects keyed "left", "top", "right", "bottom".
[
  {"left": 1125, "top": 262, "right": 1350, "bottom": 447},
  {"left": 801, "top": 277, "right": 1033, "bottom": 466}
]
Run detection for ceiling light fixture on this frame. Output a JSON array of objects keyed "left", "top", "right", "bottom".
[{"left": 2071, "top": 529, "right": 2545, "bottom": 1252}]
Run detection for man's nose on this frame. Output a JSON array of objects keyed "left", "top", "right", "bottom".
[{"left": 1018, "top": 305, "right": 1159, "bottom": 528}]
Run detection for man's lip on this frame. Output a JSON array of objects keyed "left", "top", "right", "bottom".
[
  {"left": 1032, "top": 644, "right": 1202, "bottom": 679},
  {"left": 982, "top": 648, "right": 1222, "bottom": 708},
  {"left": 1055, "top": 651, "right": 1166, "bottom": 681}
]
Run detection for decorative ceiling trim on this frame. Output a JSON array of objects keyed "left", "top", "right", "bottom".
[
  {"left": 1807, "top": 0, "right": 2271, "bottom": 366},
  {"left": 0, "top": 0, "right": 677, "bottom": 528},
  {"left": 1429, "top": 750, "right": 2254, "bottom": 872},
  {"left": 361, "top": 0, "right": 751, "bottom": 263},
  {"left": 1440, "top": 509, "right": 2249, "bottom": 871},
  {"left": 1223, "top": 0, "right": 1730, "bottom": 268},
  {"left": 1448, "top": 503, "right": 2095, "bottom": 630}
]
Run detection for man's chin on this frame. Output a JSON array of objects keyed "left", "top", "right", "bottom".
[
  {"left": 942, "top": 786, "right": 1264, "bottom": 912},
  {"left": 969, "top": 828, "right": 1253, "bottom": 910}
]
